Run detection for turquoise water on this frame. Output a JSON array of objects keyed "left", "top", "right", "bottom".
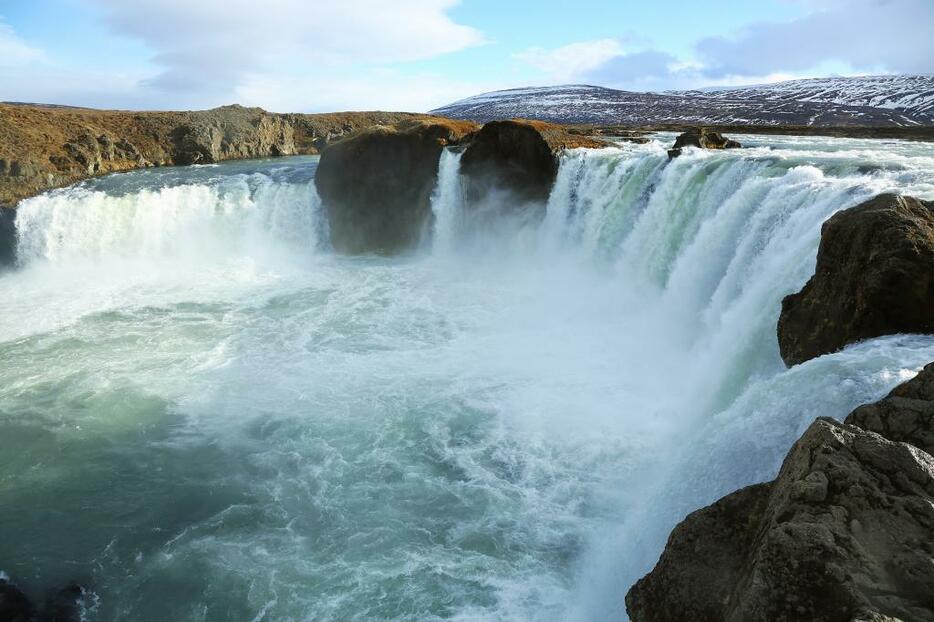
[{"left": 2, "top": 137, "right": 934, "bottom": 620}]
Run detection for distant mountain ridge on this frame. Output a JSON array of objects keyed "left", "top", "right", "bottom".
[{"left": 431, "top": 75, "right": 934, "bottom": 127}]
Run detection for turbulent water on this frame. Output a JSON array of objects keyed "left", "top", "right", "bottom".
[{"left": 2, "top": 136, "right": 934, "bottom": 621}]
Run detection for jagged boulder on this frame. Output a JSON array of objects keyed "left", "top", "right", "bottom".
[
  {"left": 315, "top": 118, "right": 477, "bottom": 254},
  {"left": 459, "top": 119, "right": 602, "bottom": 204},
  {"left": 626, "top": 364, "right": 934, "bottom": 622},
  {"left": 778, "top": 193, "right": 934, "bottom": 365},
  {"left": 668, "top": 128, "right": 741, "bottom": 158}
]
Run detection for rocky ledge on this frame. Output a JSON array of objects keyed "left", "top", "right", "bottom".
[
  {"left": 314, "top": 118, "right": 603, "bottom": 254},
  {"left": 779, "top": 193, "right": 934, "bottom": 365},
  {"left": 626, "top": 362, "right": 934, "bottom": 622}
]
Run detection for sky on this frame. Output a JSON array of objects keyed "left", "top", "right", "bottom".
[{"left": 0, "top": 0, "right": 931, "bottom": 113}]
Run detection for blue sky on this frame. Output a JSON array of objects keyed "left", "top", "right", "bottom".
[{"left": 0, "top": 0, "right": 931, "bottom": 112}]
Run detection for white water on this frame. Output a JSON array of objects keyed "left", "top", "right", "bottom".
[
  {"left": 1, "top": 139, "right": 934, "bottom": 620},
  {"left": 430, "top": 148, "right": 465, "bottom": 253},
  {"left": 15, "top": 168, "right": 326, "bottom": 265}
]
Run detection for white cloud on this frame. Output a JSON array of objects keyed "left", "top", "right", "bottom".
[
  {"left": 90, "top": 0, "right": 485, "bottom": 100},
  {"left": 515, "top": 39, "right": 625, "bottom": 82},
  {"left": 0, "top": 18, "right": 44, "bottom": 67}
]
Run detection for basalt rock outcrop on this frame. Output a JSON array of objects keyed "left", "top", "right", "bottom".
[
  {"left": 778, "top": 193, "right": 934, "bottom": 365},
  {"left": 315, "top": 118, "right": 604, "bottom": 254},
  {"left": 459, "top": 119, "right": 603, "bottom": 204},
  {"left": 667, "top": 128, "right": 741, "bottom": 158},
  {"left": 314, "top": 118, "right": 478, "bottom": 254},
  {"left": 626, "top": 363, "right": 934, "bottom": 622}
]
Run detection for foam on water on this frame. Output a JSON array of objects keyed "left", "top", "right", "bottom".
[{"left": 1, "top": 139, "right": 934, "bottom": 620}]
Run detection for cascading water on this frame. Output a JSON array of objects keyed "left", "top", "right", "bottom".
[
  {"left": 430, "top": 148, "right": 465, "bottom": 253},
  {"left": 1, "top": 137, "right": 933, "bottom": 621},
  {"left": 14, "top": 158, "right": 327, "bottom": 265}
]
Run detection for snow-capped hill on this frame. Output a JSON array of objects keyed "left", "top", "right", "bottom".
[
  {"left": 431, "top": 76, "right": 934, "bottom": 127},
  {"left": 678, "top": 75, "right": 934, "bottom": 120}
]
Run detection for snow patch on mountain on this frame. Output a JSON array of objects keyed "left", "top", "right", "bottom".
[{"left": 431, "top": 76, "right": 934, "bottom": 127}]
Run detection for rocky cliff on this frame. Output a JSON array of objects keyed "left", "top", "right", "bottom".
[
  {"left": 779, "top": 194, "right": 934, "bottom": 365},
  {"left": 626, "top": 363, "right": 934, "bottom": 622},
  {"left": 0, "top": 103, "right": 431, "bottom": 210}
]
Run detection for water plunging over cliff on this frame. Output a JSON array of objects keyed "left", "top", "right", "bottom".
[{"left": 2, "top": 137, "right": 934, "bottom": 621}]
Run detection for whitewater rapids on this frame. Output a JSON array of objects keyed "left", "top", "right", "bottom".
[{"left": 1, "top": 136, "right": 934, "bottom": 621}]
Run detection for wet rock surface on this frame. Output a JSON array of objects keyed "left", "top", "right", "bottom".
[
  {"left": 778, "top": 193, "right": 934, "bottom": 365},
  {"left": 626, "top": 364, "right": 934, "bottom": 622}
]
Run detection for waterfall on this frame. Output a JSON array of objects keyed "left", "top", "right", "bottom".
[
  {"left": 429, "top": 147, "right": 465, "bottom": 253},
  {"left": 540, "top": 138, "right": 934, "bottom": 619},
  {"left": 14, "top": 170, "right": 325, "bottom": 266},
  {"left": 3, "top": 138, "right": 934, "bottom": 621}
]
